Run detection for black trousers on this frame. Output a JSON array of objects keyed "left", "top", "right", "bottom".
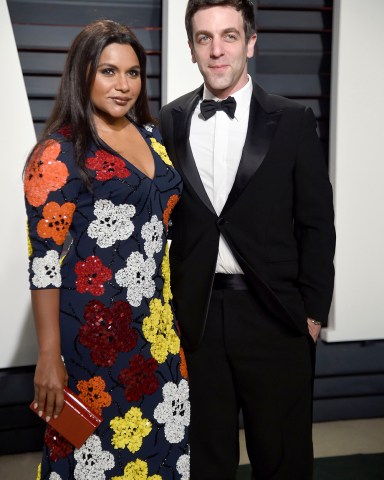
[{"left": 185, "top": 281, "right": 315, "bottom": 480}]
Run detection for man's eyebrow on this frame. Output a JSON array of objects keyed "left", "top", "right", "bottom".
[
  {"left": 222, "top": 28, "right": 241, "bottom": 35},
  {"left": 194, "top": 27, "right": 241, "bottom": 37},
  {"left": 194, "top": 29, "right": 211, "bottom": 37}
]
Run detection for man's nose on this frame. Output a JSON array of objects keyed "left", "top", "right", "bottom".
[{"left": 210, "top": 38, "right": 224, "bottom": 57}]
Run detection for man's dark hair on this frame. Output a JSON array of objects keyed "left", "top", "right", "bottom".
[{"left": 185, "top": 0, "right": 256, "bottom": 43}]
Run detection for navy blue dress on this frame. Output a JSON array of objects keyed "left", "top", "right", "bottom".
[{"left": 24, "top": 122, "right": 190, "bottom": 480}]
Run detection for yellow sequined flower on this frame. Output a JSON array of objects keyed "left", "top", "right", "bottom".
[
  {"left": 36, "top": 463, "right": 41, "bottom": 480},
  {"left": 110, "top": 407, "right": 152, "bottom": 453},
  {"left": 142, "top": 298, "right": 180, "bottom": 363},
  {"left": 161, "top": 243, "right": 172, "bottom": 303},
  {"left": 112, "top": 458, "right": 161, "bottom": 480},
  {"left": 150, "top": 138, "right": 173, "bottom": 166},
  {"left": 26, "top": 221, "right": 33, "bottom": 257}
]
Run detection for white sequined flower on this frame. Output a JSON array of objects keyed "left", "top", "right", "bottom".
[
  {"left": 32, "top": 250, "right": 61, "bottom": 288},
  {"left": 74, "top": 434, "right": 114, "bottom": 480},
  {"left": 141, "top": 215, "right": 163, "bottom": 257},
  {"left": 115, "top": 251, "right": 156, "bottom": 307},
  {"left": 144, "top": 124, "right": 154, "bottom": 132},
  {"left": 154, "top": 379, "right": 190, "bottom": 444},
  {"left": 176, "top": 453, "right": 190, "bottom": 480},
  {"left": 49, "top": 473, "right": 63, "bottom": 480},
  {"left": 87, "top": 199, "right": 135, "bottom": 248}
]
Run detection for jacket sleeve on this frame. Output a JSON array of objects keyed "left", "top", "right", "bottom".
[{"left": 293, "top": 107, "right": 336, "bottom": 325}]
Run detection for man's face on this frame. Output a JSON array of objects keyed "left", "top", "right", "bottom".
[{"left": 189, "top": 6, "right": 256, "bottom": 99}]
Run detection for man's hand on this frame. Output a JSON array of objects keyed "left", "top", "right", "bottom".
[{"left": 307, "top": 318, "right": 322, "bottom": 343}]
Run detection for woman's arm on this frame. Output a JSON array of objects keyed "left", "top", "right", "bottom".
[{"left": 31, "top": 289, "right": 68, "bottom": 421}]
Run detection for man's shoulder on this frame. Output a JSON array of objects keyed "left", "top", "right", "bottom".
[
  {"left": 253, "top": 82, "right": 306, "bottom": 114},
  {"left": 161, "top": 86, "right": 203, "bottom": 115}
]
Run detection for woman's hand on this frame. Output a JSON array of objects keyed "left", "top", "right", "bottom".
[
  {"left": 31, "top": 289, "right": 66, "bottom": 421},
  {"left": 33, "top": 352, "right": 68, "bottom": 421}
]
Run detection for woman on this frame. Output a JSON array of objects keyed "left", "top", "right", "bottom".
[{"left": 24, "top": 20, "right": 189, "bottom": 479}]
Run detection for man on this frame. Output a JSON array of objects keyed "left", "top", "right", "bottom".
[{"left": 159, "top": 1, "right": 335, "bottom": 479}]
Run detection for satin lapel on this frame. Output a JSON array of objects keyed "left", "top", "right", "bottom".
[
  {"left": 172, "top": 89, "right": 216, "bottom": 214},
  {"left": 222, "top": 94, "right": 282, "bottom": 214}
]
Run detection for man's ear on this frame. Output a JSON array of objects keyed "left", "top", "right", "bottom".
[
  {"left": 188, "top": 41, "right": 197, "bottom": 64},
  {"left": 247, "top": 33, "right": 257, "bottom": 59}
]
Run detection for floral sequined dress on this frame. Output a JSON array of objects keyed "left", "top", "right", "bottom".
[{"left": 24, "top": 122, "right": 190, "bottom": 480}]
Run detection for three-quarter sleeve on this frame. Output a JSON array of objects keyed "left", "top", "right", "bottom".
[{"left": 24, "top": 135, "right": 83, "bottom": 289}]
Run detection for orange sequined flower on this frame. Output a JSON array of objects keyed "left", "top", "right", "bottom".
[
  {"left": 163, "top": 194, "right": 180, "bottom": 230},
  {"left": 37, "top": 201, "right": 76, "bottom": 245},
  {"left": 179, "top": 348, "right": 188, "bottom": 379},
  {"left": 77, "top": 376, "right": 112, "bottom": 416},
  {"left": 24, "top": 140, "right": 69, "bottom": 207}
]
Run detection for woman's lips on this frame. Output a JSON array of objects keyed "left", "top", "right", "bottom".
[{"left": 111, "top": 97, "right": 130, "bottom": 105}]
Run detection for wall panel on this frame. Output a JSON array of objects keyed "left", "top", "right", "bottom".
[{"left": 7, "top": 0, "right": 162, "bottom": 133}]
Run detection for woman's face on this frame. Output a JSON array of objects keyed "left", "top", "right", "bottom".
[{"left": 90, "top": 42, "right": 142, "bottom": 124}]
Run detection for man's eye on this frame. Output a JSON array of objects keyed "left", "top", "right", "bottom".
[
  {"left": 198, "top": 35, "right": 209, "bottom": 43},
  {"left": 225, "top": 33, "right": 237, "bottom": 41}
]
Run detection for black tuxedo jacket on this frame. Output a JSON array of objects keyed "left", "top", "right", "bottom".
[{"left": 159, "top": 81, "right": 335, "bottom": 351}]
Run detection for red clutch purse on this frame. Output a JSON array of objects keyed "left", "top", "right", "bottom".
[{"left": 29, "top": 387, "right": 103, "bottom": 448}]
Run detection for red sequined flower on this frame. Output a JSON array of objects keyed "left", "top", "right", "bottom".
[
  {"left": 37, "top": 201, "right": 76, "bottom": 245},
  {"left": 24, "top": 140, "right": 68, "bottom": 207},
  {"left": 45, "top": 425, "right": 73, "bottom": 461},
  {"left": 75, "top": 256, "right": 112, "bottom": 296},
  {"left": 57, "top": 124, "right": 72, "bottom": 138},
  {"left": 118, "top": 354, "right": 159, "bottom": 402},
  {"left": 79, "top": 300, "right": 138, "bottom": 366},
  {"left": 86, "top": 150, "right": 130, "bottom": 181},
  {"left": 163, "top": 194, "right": 180, "bottom": 230}
]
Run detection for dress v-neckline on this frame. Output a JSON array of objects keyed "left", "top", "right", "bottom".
[{"left": 99, "top": 123, "right": 156, "bottom": 181}]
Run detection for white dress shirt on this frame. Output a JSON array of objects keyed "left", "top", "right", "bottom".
[{"left": 190, "top": 75, "right": 253, "bottom": 274}]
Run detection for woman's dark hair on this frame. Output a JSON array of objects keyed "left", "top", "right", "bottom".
[
  {"left": 185, "top": 0, "right": 256, "bottom": 43},
  {"left": 25, "top": 19, "right": 154, "bottom": 186}
]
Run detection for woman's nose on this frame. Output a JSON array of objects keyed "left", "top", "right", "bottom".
[{"left": 115, "top": 74, "right": 129, "bottom": 92}]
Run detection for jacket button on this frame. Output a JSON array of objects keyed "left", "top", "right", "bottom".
[{"left": 217, "top": 217, "right": 225, "bottom": 226}]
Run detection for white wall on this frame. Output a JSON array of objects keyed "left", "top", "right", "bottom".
[
  {"left": 323, "top": 0, "right": 384, "bottom": 341},
  {"left": 162, "top": 0, "right": 202, "bottom": 104},
  {"left": 0, "top": 0, "right": 37, "bottom": 367},
  {"left": 162, "top": 0, "right": 384, "bottom": 342}
]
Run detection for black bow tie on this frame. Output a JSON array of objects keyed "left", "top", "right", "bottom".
[{"left": 200, "top": 97, "right": 237, "bottom": 120}]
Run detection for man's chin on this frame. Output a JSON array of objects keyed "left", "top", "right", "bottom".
[{"left": 204, "top": 79, "right": 232, "bottom": 96}]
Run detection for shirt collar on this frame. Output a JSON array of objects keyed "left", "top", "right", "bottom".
[{"left": 202, "top": 75, "right": 253, "bottom": 121}]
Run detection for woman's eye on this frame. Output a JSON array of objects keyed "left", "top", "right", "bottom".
[
  {"left": 101, "top": 68, "right": 114, "bottom": 75},
  {"left": 128, "top": 69, "right": 140, "bottom": 78}
]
